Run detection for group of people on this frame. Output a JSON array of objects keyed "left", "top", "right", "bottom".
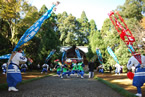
[
  {"left": 1, "top": 47, "right": 145, "bottom": 97},
  {"left": 54, "top": 59, "right": 85, "bottom": 79}
]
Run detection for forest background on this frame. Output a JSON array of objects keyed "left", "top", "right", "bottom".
[{"left": 0, "top": 0, "right": 145, "bottom": 72}]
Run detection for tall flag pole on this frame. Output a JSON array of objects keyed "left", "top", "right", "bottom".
[
  {"left": 96, "top": 48, "right": 103, "bottom": 64},
  {"left": 108, "top": 11, "right": 142, "bottom": 65},
  {"left": 107, "top": 46, "right": 119, "bottom": 64},
  {"left": 13, "top": 1, "right": 60, "bottom": 51}
]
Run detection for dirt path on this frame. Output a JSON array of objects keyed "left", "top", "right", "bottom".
[{"left": 0, "top": 74, "right": 123, "bottom": 97}]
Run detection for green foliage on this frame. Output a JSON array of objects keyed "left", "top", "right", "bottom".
[
  {"left": 57, "top": 11, "right": 89, "bottom": 46},
  {"left": 77, "top": 11, "right": 90, "bottom": 45},
  {"left": 117, "top": 0, "right": 143, "bottom": 20},
  {"left": 0, "top": 0, "right": 144, "bottom": 71}
]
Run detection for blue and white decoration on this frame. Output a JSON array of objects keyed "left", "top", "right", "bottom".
[
  {"left": 0, "top": 54, "right": 11, "bottom": 59},
  {"left": 75, "top": 49, "right": 82, "bottom": 60},
  {"left": 45, "top": 50, "right": 56, "bottom": 63},
  {"left": 13, "top": 4, "right": 56, "bottom": 51},
  {"left": 61, "top": 51, "right": 66, "bottom": 62},
  {"left": 107, "top": 46, "right": 119, "bottom": 64},
  {"left": 96, "top": 48, "right": 103, "bottom": 64},
  {"left": 128, "top": 44, "right": 135, "bottom": 54}
]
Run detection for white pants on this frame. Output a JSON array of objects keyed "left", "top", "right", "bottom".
[{"left": 89, "top": 72, "right": 94, "bottom": 78}]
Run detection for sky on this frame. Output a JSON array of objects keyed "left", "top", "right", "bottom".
[{"left": 28, "top": 0, "right": 126, "bottom": 30}]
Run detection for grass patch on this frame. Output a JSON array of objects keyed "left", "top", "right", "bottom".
[
  {"left": 95, "top": 77, "right": 137, "bottom": 97},
  {"left": 0, "top": 83, "right": 8, "bottom": 90},
  {"left": 0, "top": 73, "right": 55, "bottom": 90}
]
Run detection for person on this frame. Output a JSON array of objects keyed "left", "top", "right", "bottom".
[
  {"left": 98, "top": 64, "right": 104, "bottom": 73},
  {"left": 120, "top": 65, "right": 123, "bottom": 73},
  {"left": 21, "top": 64, "right": 28, "bottom": 73},
  {"left": 77, "top": 60, "right": 85, "bottom": 79},
  {"left": 88, "top": 60, "right": 95, "bottom": 78},
  {"left": 61, "top": 60, "right": 71, "bottom": 78},
  {"left": 41, "top": 63, "right": 49, "bottom": 74},
  {"left": 37, "top": 63, "right": 40, "bottom": 71},
  {"left": 127, "top": 54, "right": 145, "bottom": 97},
  {"left": 115, "top": 63, "right": 120, "bottom": 75},
  {"left": 109, "top": 65, "right": 112, "bottom": 73},
  {"left": 54, "top": 59, "right": 62, "bottom": 77},
  {"left": 71, "top": 60, "right": 79, "bottom": 77},
  {"left": 2, "top": 63, "right": 7, "bottom": 74},
  {"left": 7, "top": 48, "right": 27, "bottom": 92}
]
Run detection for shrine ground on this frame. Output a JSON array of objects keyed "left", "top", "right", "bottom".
[{"left": 0, "top": 71, "right": 144, "bottom": 97}]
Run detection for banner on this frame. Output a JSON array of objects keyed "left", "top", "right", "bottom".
[
  {"left": 0, "top": 54, "right": 11, "bottom": 59},
  {"left": 96, "top": 49, "right": 103, "bottom": 64},
  {"left": 45, "top": 50, "right": 56, "bottom": 63},
  {"left": 75, "top": 48, "right": 82, "bottom": 59},
  {"left": 61, "top": 51, "right": 66, "bottom": 62},
  {"left": 107, "top": 46, "right": 119, "bottom": 64},
  {"left": 13, "top": 4, "right": 56, "bottom": 51}
]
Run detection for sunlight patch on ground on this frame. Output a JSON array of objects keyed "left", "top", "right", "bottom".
[
  {"left": 111, "top": 73, "right": 127, "bottom": 76},
  {"left": 111, "top": 78, "right": 132, "bottom": 85},
  {"left": 124, "top": 86, "right": 136, "bottom": 90},
  {"left": 23, "top": 75, "right": 42, "bottom": 78},
  {"left": 48, "top": 73, "right": 55, "bottom": 76},
  {"left": 52, "top": 74, "right": 59, "bottom": 77}
]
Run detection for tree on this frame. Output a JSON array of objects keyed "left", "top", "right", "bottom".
[
  {"left": 0, "top": 0, "right": 29, "bottom": 46},
  {"left": 77, "top": 11, "right": 90, "bottom": 45},
  {"left": 57, "top": 12, "right": 77, "bottom": 46},
  {"left": 117, "top": 0, "right": 143, "bottom": 20}
]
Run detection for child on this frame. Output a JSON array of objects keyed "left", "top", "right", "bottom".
[
  {"left": 115, "top": 63, "right": 120, "bottom": 75},
  {"left": 71, "top": 60, "right": 79, "bottom": 77},
  {"left": 77, "top": 60, "right": 84, "bottom": 79},
  {"left": 54, "top": 59, "right": 62, "bottom": 77},
  {"left": 41, "top": 63, "right": 49, "bottom": 74},
  {"left": 61, "top": 60, "right": 71, "bottom": 78},
  {"left": 21, "top": 64, "right": 27, "bottom": 73},
  {"left": 2, "top": 63, "right": 7, "bottom": 74},
  {"left": 98, "top": 64, "right": 104, "bottom": 73}
]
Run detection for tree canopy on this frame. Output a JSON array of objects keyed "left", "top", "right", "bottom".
[{"left": 0, "top": 0, "right": 145, "bottom": 71}]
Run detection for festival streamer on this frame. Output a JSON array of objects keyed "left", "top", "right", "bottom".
[
  {"left": 13, "top": 2, "right": 59, "bottom": 51},
  {"left": 75, "top": 48, "right": 82, "bottom": 60},
  {"left": 96, "top": 48, "right": 103, "bottom": 64},
  {"left": 0, "top": 54, "right": 11, "bottom": 59},
  {"left": 108, "top": 11, "right": 142, "bottom": 64},
  {"left": 61, "top": 51, "right": 66, "bottom": 62},
  {"left": 107, "top": 46, "right": 119, "bottom": 64},
  {"left": 45, "top": 50, "right": 56, "bottom": 63},
  {"left": 128, "top": 44, "right": 135, "bottom": 53}
]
